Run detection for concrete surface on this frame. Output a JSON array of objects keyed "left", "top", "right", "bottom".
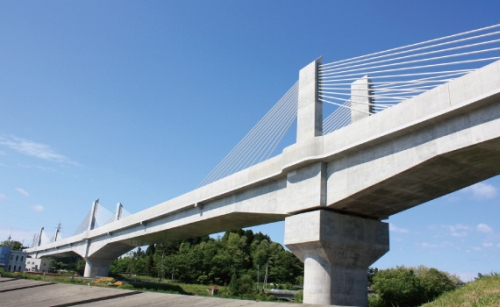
[
  {"left": 0, "top": 277, "right": 344, "bottom": 307},
  {"left": 285, "top": 210, "right": 389, "bottom": 306},
  {"left": 350, "top": 75, "right": 372, "bottom": 123}
]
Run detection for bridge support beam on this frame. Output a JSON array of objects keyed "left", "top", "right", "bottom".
[
  {"left": 285, "top": 210, "right": 389, "bottom": 306},
  {"left": 83, "top": 258, "right": 112, "bottom": 278}
]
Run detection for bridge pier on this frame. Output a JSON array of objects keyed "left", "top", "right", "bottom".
[
  {"left": 83, "top": 258, "right": 112, "bottom": 277},
  {"left": 285, "top": 210, "right": 389, "bottom": 306}
]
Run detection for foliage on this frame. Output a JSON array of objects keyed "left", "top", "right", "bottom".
[
  {"left": 368, "top": 267, "right": 378, "bottom": 286},
  {"left": 109, "top": 229, "right": 303, "bottom": 287},
  {"left": 238, "top": 274, "right": 254, "bottom": 294},
  {"left": 418, "top": 267, "right": 456, "bottom": 301},
  {"left": 228, "top": 272, "right": 239, "bottom": 295},
  {"left": 371, "top": 265, "right": 460, "bottom": 307},
  {"left": 48, "top": 255, "right": 85, "bottom": 275},
  {"left": 372, "top": 266, "right": 423, "bottom": 307},
  {"left": 0, "top": 240, "right": 25, "bottom": 251},
  {"left": 294, "top": 290, "right": 303, "bottom": 303}
]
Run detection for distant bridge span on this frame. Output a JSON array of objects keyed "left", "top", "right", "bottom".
[{"left": 27, "top": 25, "right": 500, "bottom": 306}]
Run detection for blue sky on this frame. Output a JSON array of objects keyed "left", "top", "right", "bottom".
[{"left": 1, "top": 1, "right": 499, "bottom": 281}]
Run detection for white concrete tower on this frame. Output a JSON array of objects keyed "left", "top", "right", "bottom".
[{"left": 285, "top": 59, "right": 389, "bottom": 307}]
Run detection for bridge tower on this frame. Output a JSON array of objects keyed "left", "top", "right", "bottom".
[
  {"left": 83, "top": 199, "right": 113, "bottom": 277},
  {"left": 284, "top": 59, "right": 389, "bottom": 306}
]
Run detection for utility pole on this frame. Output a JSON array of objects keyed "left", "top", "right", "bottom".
[
  {"left": 263, "top": 262, "right": 269, "bottom": 289},
  {"left": 160, "top": 251, "right": 164, "bottom": 281},
  {"left": 171, "top": 266, "right": 174, "bottom": 283},
  {"left": 257, "top": 264, "right": 260, "bottom": 290}
]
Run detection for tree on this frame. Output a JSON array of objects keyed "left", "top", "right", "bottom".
[
  {"left": 371, "top": 266, "right": 458, "bottom": 307},
  {"left": 228, "top": 272, "right": 240, "bottom": 295},
  {"left": 238, "top": 274, "right": 255, "bottom": 294},
  {"left": 109, "top": 230, "right": 304, "bottom": 291},
  {"left": 368, "top": 267, "right": 378, "bottom": 286},
  {"left": 110, "top": 257, "right": 131, "bottom": 274},
  {"left": 414, "top": 266, "right": 457, "bottom": 302},
  {"left": 0, "top": 240, "right": 25, "bottom": 251},
  {"left": 145, "top": 244, "right": 156, "bottom": 276},
  {"left": 372, "top": 266, "right": 423, "bottom": 307}
]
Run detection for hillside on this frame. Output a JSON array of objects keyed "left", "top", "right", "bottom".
[{"left": 422, "top": 274, "right": 500, "bottom": 307}]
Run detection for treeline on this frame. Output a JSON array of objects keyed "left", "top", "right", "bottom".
[
  {"left": 369, "top": 265, "right": 463, "bottom": 307},
  {"left": 110, "top": 229, "right": 304, "bottom": 287}
]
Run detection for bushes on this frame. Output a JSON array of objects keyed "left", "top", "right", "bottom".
[{"left": 370, "top": 266, "right": 459, "bottom": 307}]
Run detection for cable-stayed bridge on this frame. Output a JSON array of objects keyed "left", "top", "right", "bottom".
[{"left": 26, "top": 25, "right": 500, "bottom": 306}]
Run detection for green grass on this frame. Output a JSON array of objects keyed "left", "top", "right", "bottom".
[
  {"left": 421, "top": 274, "right": 500, "bottom": 307},
  {"left": 111, "top": 273, "right": 222, "bottom": 296}
]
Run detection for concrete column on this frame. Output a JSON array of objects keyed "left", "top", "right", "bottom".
[
  {"left": 297, "top": 57, "right": 322, "bottom": 142},
  {"left": 351, "top": 75, "right": 373, "bottom": 123},
  {"left": 285, "top": 210, "right": 389, "bottom": 306},
  {"left": 84, "top": 257, "right": 112, "bottom": 277}
]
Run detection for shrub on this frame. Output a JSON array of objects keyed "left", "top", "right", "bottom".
[
  {"left": 372, "top": 266, "right": 423, "bottom": 307},
  {"left": 371, "top": 266, "right": 458, "bottom": 307}
]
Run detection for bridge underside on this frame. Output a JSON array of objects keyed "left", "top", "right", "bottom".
[
  {"left": 330, "top": 137, "right": 500, "bottom": 218},
  {"left": 90, "top": 212, "right": 287, "bottom": 259}
]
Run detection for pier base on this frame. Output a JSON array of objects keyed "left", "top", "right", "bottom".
[{"left": 285, "top": 210, "right": 389, "bottom": 306}]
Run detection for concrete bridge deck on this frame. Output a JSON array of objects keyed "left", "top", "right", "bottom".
[{"left": 0, "top": 277, "right": 336, "bottom": 307}]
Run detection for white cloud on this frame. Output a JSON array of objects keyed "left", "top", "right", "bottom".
[
  {"left": 483, "top": 242, "right": 494, "bottom": 247},
  {"left": 447, "top": 224, "right": 471, "bottom": 237},
  {"left": 389, "top": 223, "right": 409, "bottom": 233},
  {"left": 0, "top": 135, "right": 72, "bottom": 164},
  {"left": 477, "top": 223, "right": 493, "bottom": 233},
  {"left": 440, "top": 241, "right": 454, "bottom": 248},
  {"left": 16, "top": 188, "right": 29, "bottom": 197},
  {"left": 417, "top": 242, "right": 437, "bottom": 248},
  {"left": 0, "top": 194, "right": 5, "bottom": 202},
  {"left": 463, "top": 182, "right": 497, "bottom": 199},
  {"left": 31, "top": 205, "right": 44, "bottom": 212}
]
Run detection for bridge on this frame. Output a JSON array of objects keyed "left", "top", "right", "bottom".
[{"left": 26, "top": 25, "right": 500, "bottom": 306}]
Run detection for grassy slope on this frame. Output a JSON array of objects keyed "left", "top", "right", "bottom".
[{"left": 422, "top": 275, "right": 500, "bottom": 307}]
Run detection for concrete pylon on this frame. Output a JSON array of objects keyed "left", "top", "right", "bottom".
[
  {"left": 297, "top": 57, "right": 323, "bottom": 142},
  {"left": 115, "top": 202, "right": 123, "bottom": 221},
  {"left": 285, "top": 210, "right": 389, "bottom": 306},
  {"left": 37, "top": 227, "right": 44, "bottom": 247},
  {"left": 351, "top": 75, "right": 373, "bottom": 123},
  {"left": 88, "top": 199, "right": 99, "bottom": 231},
  {"left": 84, "top": 257, "right": 112, "bottom": 277}
]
